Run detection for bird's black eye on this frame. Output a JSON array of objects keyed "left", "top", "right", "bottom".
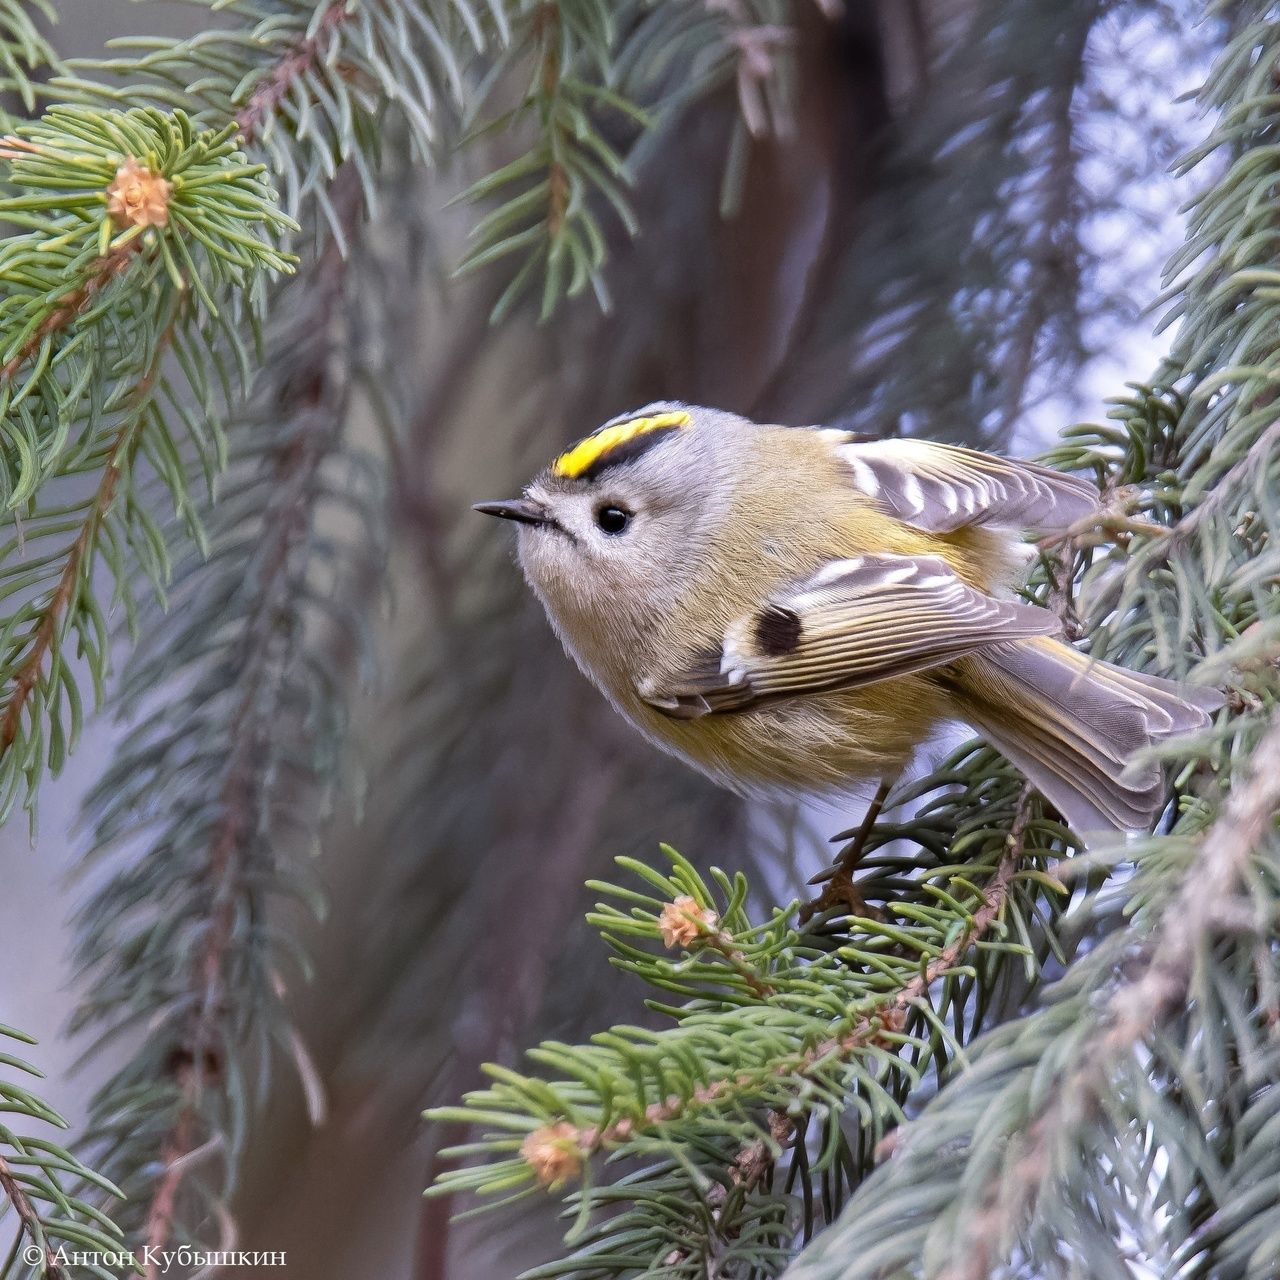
[{"left": 595, "top": 504, "right": 631, "bottom": 535}]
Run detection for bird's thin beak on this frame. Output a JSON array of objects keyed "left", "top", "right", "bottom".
[{"left": 472, "top": 498, "right": 551, "bottom": 527}]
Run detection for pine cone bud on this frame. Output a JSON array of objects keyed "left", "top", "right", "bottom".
[
  {"left": 520, "top": 1122, "right": 584, "bottom": 1188},
  {"left": 658, "top": 895, "right": 718, "bottom": 948},
  {"left": 106, "top": 158, "right": 172, "bottom": 229}
]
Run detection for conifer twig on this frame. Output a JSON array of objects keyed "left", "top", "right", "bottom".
[
  {"left": 234, "top": 0, "right": 353, "bottom": 145},
  {"left": 696, "top": 792, "right": 1034, "bottom": 1262},
  {"left": 0, "top": 238, "right": 138, "bottom": 387},
  {"left": 0, "top": 322, "right": 170, "bottom": 756},
  {"left": 568, "top": 793, "right": 1031, "bottom": 1158},
  {"left": 942, "top": 717, "right": 1280, "bottom": 1280},
  {"left": 0, "top": 1149, "right": 68, "bottom": 1280},
  {"left": 137, "top": 169, "right": 364, "bottom": 1262}
]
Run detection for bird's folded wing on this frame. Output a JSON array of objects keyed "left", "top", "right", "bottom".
[
  {"left": 823, "top": 433, "right": 1100, "bottom": 535},
  {"left": 638, "top": 553, "right": 1061, "bottom": 719}
]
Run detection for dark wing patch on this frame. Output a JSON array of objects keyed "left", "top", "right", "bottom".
[
  {"left": 754, "top": 605, "right": 803, "bottom": 656},
  {"left": 638, "top": 553, "right": 1060, "bottom": 719}
]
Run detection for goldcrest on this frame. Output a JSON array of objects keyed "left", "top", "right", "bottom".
[{"left": 475, "top": 403, "right": 1220, "bottom": 834}]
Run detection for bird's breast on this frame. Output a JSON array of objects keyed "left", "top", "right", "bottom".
[{"left": 614, "top": 674, "right": 952, "bottom": 799}]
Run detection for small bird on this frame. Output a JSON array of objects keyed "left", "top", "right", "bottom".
[{"left": 475, "top": 403, "right": 1219, "bottom": 838}]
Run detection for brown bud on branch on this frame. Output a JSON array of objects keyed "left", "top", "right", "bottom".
[{"left": 106, "top": 158, "right": 172, "bottom": 230}]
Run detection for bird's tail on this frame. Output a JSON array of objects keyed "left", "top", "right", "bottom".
[{"left": 953, "top": 636, "right": 1222, "bottom": 835}]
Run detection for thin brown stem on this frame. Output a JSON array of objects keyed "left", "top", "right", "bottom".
[
  {"left": 0, "top": 1150, "right": 68, "bottom": 1280},
  {"left": 533, "top": 3, "right": 568, "bottom": 240},
  {"left": 0, "top": 319, "right": 170, "bottom": 756},
  {"left": 235, "top": 2, "right": 353, "bottom": 145},
  {"left": 139, "top": 170, "right": 364, "bottom": 1262},
  {"left": 567, "top": 801, "right": 1029, "bottom": 1156},
  {"left": 0, "top": 240, "right": 140, "bottom": 388},
  {"left": 139, "top": 1109, "right": 194, "bottom": 1280},
  {"left": 699, "top": 929, "right": 778, "bottom": 1000},
  {"left": 800, "top": 777, "right": 896, "bottom": 924}
]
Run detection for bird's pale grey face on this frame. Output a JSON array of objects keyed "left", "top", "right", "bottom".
[
  {"left": 515, "top": 431, "right": 715, "bottom": 623},
  {"left": 474, "top": 404, "right": 745, "bottom": 648}
]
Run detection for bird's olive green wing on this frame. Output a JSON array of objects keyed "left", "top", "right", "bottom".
[
  {"left": 822, "top": 432, "right": 1100, "bottom": 535},
  {"left": 638, "top": 553, "right": 1060, "bottom": 719}
]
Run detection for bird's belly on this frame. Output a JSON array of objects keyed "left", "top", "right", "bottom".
[{"left": 621, "top": 675, "right": 950, "bottom": 798}]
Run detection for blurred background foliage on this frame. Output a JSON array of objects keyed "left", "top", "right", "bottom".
[{"left": 0, "top": 0, "right": 1271, "bottom": 1278}]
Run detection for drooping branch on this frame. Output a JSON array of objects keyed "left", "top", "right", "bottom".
[
  {"left": 234, "top": 1, "right": 353, "bottom": 145},
  {"left": 0, "top": 38, "right": 372, "bottom": 811},
  {"left": 532, "top": 3, "right": 569, "bottom": 240},
  {"left": 0, "top": 111, "right": 293, "bottom": 775},
  {"left": 132, "top": 170, "right": 366, "bottom": 1265},
  {"left": 140, "top": 409, "right": 334, "bottom": 1266}
]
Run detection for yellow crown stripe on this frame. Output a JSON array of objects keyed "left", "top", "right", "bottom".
[{"left": 552, "top": 410, "right": 691, "bottom": 479}]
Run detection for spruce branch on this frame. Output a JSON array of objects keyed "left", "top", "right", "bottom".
[
  {"left": 72, "top": 165, "right": 390, "bottom": 1262},
  {"left": 0, "top": 107, "right": 291, "bottom": 501},
  {"left": 455, "top": 0, "right": 818, "bottom": 320},
  {"left": 0, "top": 0, "right": 483, "bottom": 829},
  {"left": 135, "top": 372, "right": 341, "bottom": 1265},
  {"left": 0, "top": 107, "right": 292, "bottom": 828},
  {"left": 659, "top": 797, "right": 1033, "bottom": 1272},
  {"left": 427, "top": 782, "right": 1064, "bottom": 1273},
  {"left": 0, "top": 237, "right": 136, "bottom": 389},
  {"left": 233, "top": 0, "right": 354, "bottom": 146},
  {"left": 789, "top": 695, "right": 1274, "bottom": 1280},
  {"left": 939, "top": 711, "right": 1280, "bottom": 1280},
  {"left": 56, "top": 0, "right": 498, "bottom": 216},
  {"left": 0, "top": 1145, "right": 69, "bottom": 1280},
  {"left": 0, "top": 1025, "right": 126, "bottom": 1280},
  {"left": 1103, "top": 709, "right": 1280, "bottom": 1054},
  {"left": 0, "top": 0, "right": 460, "bottom": 828},
  {"left": 455, "top": 0, "right": 645, "bottom": 321},
  {"left": 0, "top": 0, "right": 61, "bottom": 126},
  {"left": 586, "top": 803, "right": 1025, "bottom": 1157},
  {"left": 0, "top": 326, "right": 162, "bottom": 757}
]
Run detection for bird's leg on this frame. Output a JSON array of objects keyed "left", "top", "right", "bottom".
[{"left": 798, "top": 778, "right": 894, "bottom": 926}]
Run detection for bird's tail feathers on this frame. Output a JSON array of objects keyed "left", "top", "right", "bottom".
[{"left": 956, "top": 637, "right": 1221, "bottom": 835}]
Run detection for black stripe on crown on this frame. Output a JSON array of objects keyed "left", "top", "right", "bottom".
[{"left": 568, "top": 424, "right": 684, "bottom": 481}]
